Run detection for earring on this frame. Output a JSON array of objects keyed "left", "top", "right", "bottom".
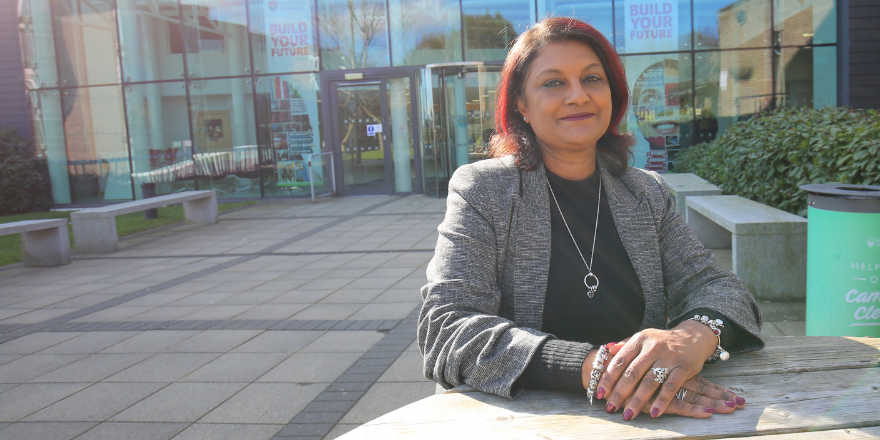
[{"left": 523, "top": 115, "right": 528, "bottom": 123}]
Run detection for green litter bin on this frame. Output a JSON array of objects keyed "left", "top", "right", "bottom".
[{"left": 801, "top": 183, "right": 880, "bottom": 336}]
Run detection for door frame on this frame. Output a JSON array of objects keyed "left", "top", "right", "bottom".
[{"left": 321, "top": 67, "right": 423, "bottom": 196}]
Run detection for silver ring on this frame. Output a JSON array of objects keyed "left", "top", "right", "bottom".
[
  {"left": 675, "top": 388, "right": 688, "bottom": 400},
  {"left": 651, "top": 367, "right": 670, "bottom": 384}
]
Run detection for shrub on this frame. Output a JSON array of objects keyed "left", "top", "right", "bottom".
[
  {"left": 675, "top": 108, "right": 880, "bottom": 217},
  {"left": 0, "top": 127, "right": 51, "bottom": 215}
]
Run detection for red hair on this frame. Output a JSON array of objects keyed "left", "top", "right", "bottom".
[{"left": 489, "top": 17, "right": 634, "bottom": 175}]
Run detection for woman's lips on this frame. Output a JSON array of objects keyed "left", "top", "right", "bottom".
[{"left": 560, "top": 112, "right": 595, "bottom": 121}]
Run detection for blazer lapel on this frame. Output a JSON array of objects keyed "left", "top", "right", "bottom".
[
  {"left": 597, "top": 158, "right": 666, "bottom": 330},
  {"left": 512, "top": 164, "right": 551, "bottom": 329}
]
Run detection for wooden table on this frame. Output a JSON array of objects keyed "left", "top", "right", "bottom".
[{"left": 342, "top": 337, "right": 880, "bottom": 439}]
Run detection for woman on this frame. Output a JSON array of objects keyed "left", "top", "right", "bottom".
[{"left": 418, "top": 17, "right": 764, "bottom": 421}]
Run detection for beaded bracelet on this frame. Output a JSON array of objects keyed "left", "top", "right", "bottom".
[
  {"left": 585, "top": 344, "right": 609, "bottom": 404},
  {"left": 689, "top": 315, "right": 730, "bottom": 363}
]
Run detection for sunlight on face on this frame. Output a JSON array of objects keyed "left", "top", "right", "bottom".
[{"left": 517, "top": 40, "right": 613, "bottom": 159}]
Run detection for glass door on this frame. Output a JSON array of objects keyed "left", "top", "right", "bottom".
[
  {"left": 336, "top": 83, "right": 390, "bottom": 195},
  {"left": 330, "top": 75, "right": 418, "bottom": 196}
]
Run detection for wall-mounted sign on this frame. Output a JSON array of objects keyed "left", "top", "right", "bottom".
[
  {"left": 624, "top": 0, "right": 679, "bottom": 53},
  {"left": 262, "top": 0, "right": 314, "bottom": 72},
  {"left": 366, "top": 124, "right": 382, "bottom": 136}
]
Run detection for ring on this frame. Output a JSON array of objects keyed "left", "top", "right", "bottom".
[
  {"left": 651, "top": 367, "right": 670, "bottom": 384},
  {"left": 675, "top": 388, "right": 688, "bottom": 400}
]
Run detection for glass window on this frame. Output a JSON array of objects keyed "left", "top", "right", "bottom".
[
  {"left": 19, "top": 0, "right": 59, "bottom": 89},
  {"left": 53, "top": 0, "right": 120, "bottom": 87},
  {"left": 389, "top": 0, "right": 462, "bottom": 65},
  {"left": 62, "top": 86, "right": 132, "bottom": 203},
  {"left": 775, "top": 46, "right": 836, "bottom": 109},
  {"left": 125, "top": 82, "right": 196, "bottom": 198},
  {"left": 462, "top": 0, "right": 532, "bottom": 61},
  {"left": 189, "top": 77, "right": 258, "bottom": 196},
  {"left": 179, "top": 0, "right": 251, "bottom": 78},
  {"left": 622, "top": 53, "right": 693, "bottom": 172},
  {"left": 249, "top": 0, "right": 319, "bottom": 74},
  {"left": 319, "top": 0, "right": 391, "bottom": 70},
  {"left": 539, "top": 0, "right": 613, "bottom": 42},
  {"left": 117, "top": 0, "right": 185, "bottom": 83},
  {"left": 29, "top": 90, "right": 71, "bottom": 204},
  {"left": 255, "top": 74, "right": 322, "bottom": 197},
  {"left": 694, "top": 49, "right": 772, "bottom": 144},
  {"left": 693, "top": 0, "right": 770, "bottom": 49},
  {"left": 615, "top": 0, "right": 692, "bottom": 54},
  {"left": 774, "top": 0, "right": 836, "bottom": 46}
]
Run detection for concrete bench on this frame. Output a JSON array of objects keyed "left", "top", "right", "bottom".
[
  {"left": 662, "top": 173, "right": 723, "bottom": 216},
  {"left": 71, "top": 190, "right": 218, "bottom": 254},
  {"left": 0, "top": 219, "right": 71, "bottom": 267},
  {"left": 686, "top": 195, "right": 807, "bottom": 300}
]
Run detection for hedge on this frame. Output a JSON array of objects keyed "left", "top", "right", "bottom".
[
  {"left": 0, "top": 127, "right": 51, "bottom": 215},
  {"left": 674, "top": 108, "right": 880, "bottom": 217}
]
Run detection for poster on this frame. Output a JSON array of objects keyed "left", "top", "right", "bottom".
[
  {"left": 262, "top": 0, "right": 315, "bottom": 72},
  {"left": 625, "top": 56, "right": 684, "bottom": 172},
  {"left": 624, "top": 0, "right": 679, "bottom": 53},
  {"left": 269, "top": 75, "right": 322, "bottom": 188}
]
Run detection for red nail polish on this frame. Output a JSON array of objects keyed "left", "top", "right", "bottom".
[
  {"left": 623, "top": 408, "right": 634, "bottom": 420},
  {"left": 607, "top": 342, "right": 616, "bottom": 347},
  {"left": 606, "top": 402, "right": 616, "bottom": 414},
  {"left": 703, "top": 407, "right": 715, "bottom": 413},
  {"left": 735, "top": 397, "right": 746, "bottom": 405},
  {"left": 724, "top": 401, "right": 735, "bottom": 408},
  {"left": 650, "top": 407, "right": 659, "bottom": 418},
  {"left": 596, "top": 387, "right": 605, "bottom": 400}
]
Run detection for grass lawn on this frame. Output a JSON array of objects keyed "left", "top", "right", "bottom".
[{"left": 0, "top": 201, "right": 257, "bottom": 267}]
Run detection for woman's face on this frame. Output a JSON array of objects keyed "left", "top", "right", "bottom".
[{"left": 516, "top": 40, "right": 613, "bottom": 158}]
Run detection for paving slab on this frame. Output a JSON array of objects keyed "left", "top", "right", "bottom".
[
  {"left": 299, "top": 331, "right": 384, "bottom": 353},
  {"left": 0, "top": 421, "right": 96, "bottom": 440},
  {"left": 231, "top": 331, "right": 322, "bottom": 353},
  {"left": 75, "top": 422, "right": 189, "bottom": 440},
  {"left": 31, "top": 353, "right": 152, "bottom": 383},
  {"left": 199, "top": 383, "right": 326, "bottom": 424},
  {"left": 104, "top": 353, "right": 220, "bottom": 383},
  {"left": 23, "top": 382, "right": 166, "bottom": 422},
  {"left": 181, "top": 353, "right": 290, "bottom": 383},
  {"left": 0, "top": 332, "right": 82, "bottom": 355},
  {"left": 0, "top": 354, "right": 87, "bottom": 383},
  {"left": 109, "top": 383, "right": 246, "bottom": 423},
  {"left": 170, "top": 423, "right": 283, "bottom": 440},
  {"left": 0, "top": 383, "right": 91, "bottom": 422},
  {"left": 257, "top": 352, "right": 362, "bottom": 383}
]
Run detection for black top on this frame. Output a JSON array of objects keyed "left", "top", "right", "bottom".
[
  {"left": 514, "top": 168, "right": 743, "bottom": 393},
  {"left": 542, "top": 168, "right": 645, "bottom": 345}
]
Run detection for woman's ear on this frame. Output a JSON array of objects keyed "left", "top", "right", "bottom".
[{"left": 516, "top": 97, "right": 529, "bottom": 124}]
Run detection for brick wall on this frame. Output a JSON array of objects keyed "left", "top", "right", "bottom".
[
  {"left": 0, "top": 0, "right": 33, "bottom": 139},
  {"left": 848, "top": 0, "right": 880, "bottom": 109}
]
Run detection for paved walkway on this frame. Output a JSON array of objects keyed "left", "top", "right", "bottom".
[{"left": 0, "top": 195, "right": 805, "bottom": 440}]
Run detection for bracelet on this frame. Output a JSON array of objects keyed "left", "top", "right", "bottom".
[
  {"left": 585, "top": 344, "right": 609, "bottom": 404},
  {"left": 688, "top": 315, "right": 730, "bottom": 363}
]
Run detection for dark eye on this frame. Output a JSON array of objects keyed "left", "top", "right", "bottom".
[
  {"left": 584, "top": 75, "right": 602, "bottom": 83},
  {"left": 543, "top": 79, "right": 562, "bottom": 87}
]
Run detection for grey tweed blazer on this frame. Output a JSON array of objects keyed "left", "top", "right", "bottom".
[{"left": 418, "top": 154, "right": 764, "bottom": 399}]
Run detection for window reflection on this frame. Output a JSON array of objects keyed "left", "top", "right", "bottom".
[
  {"left": 462, "top": 0, "right": 531, "bottom": 61},
  {"left": 389, "top": 0, "right": 462, "bottom": 65},
  {"left": 249, "top": 0, "right": 319, "bottom": 73},
  {"left": 540, "top": 0, "right": 613, "bottom": 42},
  {"left": 615, "top": 0, "right": 691, "bottom": 53},
  {"left": 117, "top": 0, "right": 184, "bottom": 83},
  {"left": 19, "top": 0, "right": 59, "bottom": 89},
  {"left": 29, "top": 90, "right": 70, "bottom": 204},
  {"left": 693, "top": 0, "right": 770, "bottom": 49},
  {"left": 774, "top": 0, "right": 836, "bottom": 46},
  {"left": 255, "top": 74, "right": 322, "bottom": 197},
  {"left": 189, "top": 78, "right": 258, "bottom": 195},
  {"left": 775, "top": 46, "right": 836, "bottom": 109},
  {"left": 62, "top": 86, "right": 132, "bottom": 202},
  {"left": 319, "top": 0, "right": 391, "bottom": 70},
  {"left": 126, "top": 82, "right": 196, "bottom": 198},
  {"left": 694, "top": 50, "right": 772, "bottom": 143},
  {"left": 180, "top": 0, "right": 251, "bottom": 78},
  {"left": 53, "top": 0, "right": 120, "bottom": 86},
  {"left": 622, "top": 54, "right": 693, "bottom": 172}
]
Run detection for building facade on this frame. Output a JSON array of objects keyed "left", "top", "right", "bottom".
[{"left": 4, "top": 0, "right": 872, "bottom": 205}]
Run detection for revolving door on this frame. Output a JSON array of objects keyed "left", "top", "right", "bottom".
[{"left": 418, "top": 63, "right": 502, "bottom": 198}]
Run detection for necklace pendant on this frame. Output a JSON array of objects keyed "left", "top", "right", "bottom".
[{"left": 584, "top": 272, "right": 599, "bottom": 298}]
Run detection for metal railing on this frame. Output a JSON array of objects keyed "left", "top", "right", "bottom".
[{"left": 307, "top": 152, "right": 336, "bottom": 202}]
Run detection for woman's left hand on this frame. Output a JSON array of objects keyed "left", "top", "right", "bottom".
[{"left": 597, "top": 320, "right": 719, "bottom": 420}]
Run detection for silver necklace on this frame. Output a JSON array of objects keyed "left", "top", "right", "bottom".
[{"left": 546, "top": 173, "right": 602, "bottom": 298}]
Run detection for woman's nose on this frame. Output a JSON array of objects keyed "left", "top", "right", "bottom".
[{"left": 565, "top": 82, "right": 590, "bottom": 105}]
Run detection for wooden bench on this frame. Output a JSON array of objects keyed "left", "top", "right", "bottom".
[
  {"left": 0, "top": 219, "right": 71, "bottom": 267},
  {"left": 686, "top": 195, "right": 807, "bottom": 300},
  {"left": 662, "top": 173, "right": 723, "bottom": 216},
  {"left": 71, "top": 190, "right": 218, "bottom": 254}
]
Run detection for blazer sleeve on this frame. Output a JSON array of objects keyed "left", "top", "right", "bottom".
[
  {"left": 648, "top": 172, "right": 765, "bottom": 353},
  {"left": 418, "top": 164, "right": 552, "bottom": 399}
]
